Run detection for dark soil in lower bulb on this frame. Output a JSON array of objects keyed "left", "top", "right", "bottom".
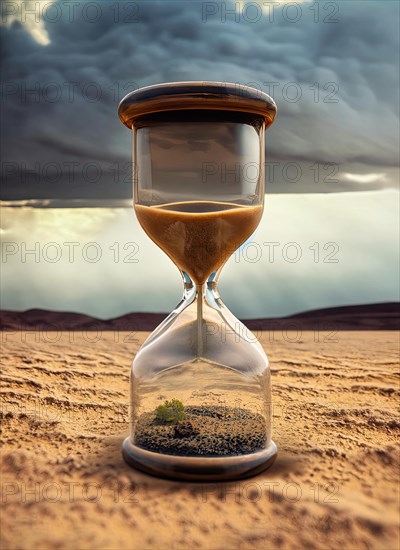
[{"left": 134, "top": 406, "right": 267, "bottom": 456}]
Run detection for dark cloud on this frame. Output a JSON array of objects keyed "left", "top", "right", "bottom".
[{"left": 0, "top": 0, "right": 399, "bottom": 201}]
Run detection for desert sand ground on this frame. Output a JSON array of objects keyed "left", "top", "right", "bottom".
[{"left": 1, "top": 329, "right": 399, "bottom": 550}]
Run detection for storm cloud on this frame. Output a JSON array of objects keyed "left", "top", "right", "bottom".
[{"left": 1, "top": 0, "right": 399, "bottom": 201}]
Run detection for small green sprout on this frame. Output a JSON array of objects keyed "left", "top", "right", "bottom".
[{"left": 155, "top": 399, "right": 185, "bottom": 424}]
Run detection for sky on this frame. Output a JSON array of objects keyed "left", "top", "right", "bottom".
[
  {"left": 1, "top": 0, "right": 399, "bottom": 201},
  {"left": 1, "top": 190, "right": 399, "bottom": 318},
  {"left": 1, "top": 0, "right": 399, "bottom": 317}
]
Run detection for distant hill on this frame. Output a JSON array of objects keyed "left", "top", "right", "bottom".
[{"left": 1, "top": 303, "right": 399, "bottom": 331}]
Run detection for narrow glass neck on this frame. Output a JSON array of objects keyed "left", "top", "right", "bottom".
[{"left": 180, "top": 271, "right": 221, "bottom": 304}]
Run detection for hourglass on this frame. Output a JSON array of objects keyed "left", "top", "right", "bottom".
[{"left": 118, "top": 82, "right": 277, "bottom": 480}]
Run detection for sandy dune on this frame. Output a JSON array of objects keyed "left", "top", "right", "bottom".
[
  {"left": 1, "top": 326, "right": 399, "bottom": 549},
  {"left": 1, "top": 302, "right": 399, "bottom": 331}
]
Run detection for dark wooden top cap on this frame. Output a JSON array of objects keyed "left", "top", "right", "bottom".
[{"left": 118, "top": 81, "right": 277, "bottom": 128}]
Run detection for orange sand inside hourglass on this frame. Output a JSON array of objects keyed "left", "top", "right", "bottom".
[{"left": 135, "top": 201, "right": 263, "bottom": 285}]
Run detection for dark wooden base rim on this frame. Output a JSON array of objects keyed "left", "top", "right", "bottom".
[{"left": 122, "top": 438, "right": 278, "bottom": 481}]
